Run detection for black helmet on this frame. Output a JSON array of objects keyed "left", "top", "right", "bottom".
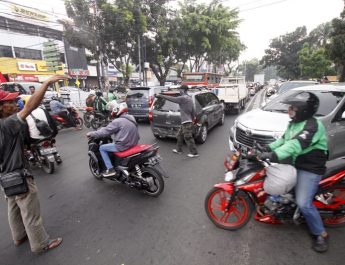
[{"left": 281, "top": 92, "right": 319, "bottom": 122}]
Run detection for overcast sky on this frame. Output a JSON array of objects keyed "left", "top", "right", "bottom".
[{"left": 8, "top": 0, "right": 345, "bottom": 62}]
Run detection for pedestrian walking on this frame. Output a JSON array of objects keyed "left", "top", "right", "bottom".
[
  {"left": 156, "top": 85, "right": 199, "bottom": 157},
  {"left": 0, "top": 75, "right": 66, "bottom": 254}
]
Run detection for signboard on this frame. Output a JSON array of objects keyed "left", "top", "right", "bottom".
[
  {"left": 68, "top": 69, "right": 89, "bottom": 77},
  {"left": 8, "top": 74, "right": 39, "bottom": 82},
  {"left": 17, "top": 62, "right": 37, "bottom": 71},
  {"left": 11, "top": 4, "right": 50, "bottom": 22}
]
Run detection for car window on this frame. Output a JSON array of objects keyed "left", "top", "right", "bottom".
[
  {"left": 263, "top": 90, "right": 345, "bottom": 116},
  {"left": 277, "top": 82, "right": 317, "bottom": 95},
  {"left": 127, "top": 89, "right": 149, "bottom": 99},
  {"left": 153, "top": 97, "right": 180, "bottom": 112},
  {"left": 196, "top": 93, "right": 219, "bottom": 107}
]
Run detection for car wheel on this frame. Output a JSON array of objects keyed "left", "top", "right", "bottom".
[
  {"left": 196, "top": 124, "right": 207, "bottom": 144},
  {"left": 218, "top": 112, "right": 225, "bottom": 126}
]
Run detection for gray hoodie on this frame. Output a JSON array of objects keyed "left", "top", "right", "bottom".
[
  {"left": 159, "top": 94, "right": 196, "bottom": 124},
  {"left": 89, "top": 113, "right": 139, "bottom": 151}
]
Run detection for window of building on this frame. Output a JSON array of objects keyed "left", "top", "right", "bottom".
[
  {"left": 0, "top": 45, "right": 13, "bottom": 57},
  {"left": 14, "top": 47, "right": 42, "bottom": 60}
]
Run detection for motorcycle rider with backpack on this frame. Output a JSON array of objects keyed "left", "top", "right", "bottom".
[
  {"left": 257, "top": 92, "right": 329, "bottom": 253},
  {"left": 86, "top": 101, "right": 139, "bottom": 178}
]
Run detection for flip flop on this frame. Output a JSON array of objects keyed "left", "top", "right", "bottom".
[{"left": 33, "top": 237, "right": 63, "bottom": 254}]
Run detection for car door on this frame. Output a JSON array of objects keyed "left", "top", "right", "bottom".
[
  {"left": 206, "top": 92, "right": 223, "bottom": 127},
  {"left": 328, "top": 101, "right": 345, "bottom": 160}
]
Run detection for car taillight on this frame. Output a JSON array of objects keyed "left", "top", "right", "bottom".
[
  {"left": 149, "top": 107, "right": 153, "bottom": 123},
  {"left": 149, "top": 96, "right": 153, "bottom": 106}
]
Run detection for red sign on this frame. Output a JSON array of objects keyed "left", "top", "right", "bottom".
[
  {"left": 8, "top": 74, "right": 39, "bottom": 82},
  {"left": 68, "top": 69, "right": 89, "bottom": 77}
]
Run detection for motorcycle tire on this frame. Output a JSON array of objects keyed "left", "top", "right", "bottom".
[
  {"left": 42, "top": 157, "right": 55, "bottom": 174},
  {"left": 76, "top": 117, "right": 84, "bottom": 128},
  {"left": 322, "top": 184, "right": 345, "bottom": 227},
  {"left": 142, "top": 167, "right": 164, "bottom": 197},
  {"left": 91, "top": 118, "right": 102, "bottom": 130},
  {"left": 89, "top": 157, "right": 103, "bottom": 180},
  {"left": 84, "top": 113, "right": 92, "bottom": 128},
  {"left": 205, "top": 188, "right": 252, "bottom": 230}
]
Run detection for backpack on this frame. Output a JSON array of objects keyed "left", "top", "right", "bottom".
[{"left": 30, "top": 113, "right": 54, "bottom": 137}]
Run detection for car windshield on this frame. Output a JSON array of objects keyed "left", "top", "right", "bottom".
[
  {"left": 153, "top": 97, "right": 180, "bottom": 112},
  {"left": 277, "top": 82, "right": 316, "bottom": 95},
  {"left": 263, "top": 90, "right": 345, "bottom": 116},
  {"left": 127, "top": 89, "right": 149, "bottom": 99}
]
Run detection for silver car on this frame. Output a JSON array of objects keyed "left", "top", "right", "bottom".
[{"left": 229, "top": 84, "right": 345, "bottom": 160}]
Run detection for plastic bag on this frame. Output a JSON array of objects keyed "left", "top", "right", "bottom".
[{"left": 264, "top": 164, "right": 297, "bottom": 195}]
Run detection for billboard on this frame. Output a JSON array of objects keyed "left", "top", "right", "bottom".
[{"left": 63, "top": 40, "right": 89, "bottom": 76}]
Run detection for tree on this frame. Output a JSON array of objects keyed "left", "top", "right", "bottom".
[
  {"left": 238, "top": 58, "right": 262, "bottom": 81},
  {"left": 308, "top": 22, "right": 333, "bottom": 48},
  {"left": 298, "top": 43, "right": 335, "bottom": 79},
  {"left": 261, "top": 26, "right": 308, "bottom": 80},
  {"left": 328, "top": 9, "right": 345, "bottom": 81}
]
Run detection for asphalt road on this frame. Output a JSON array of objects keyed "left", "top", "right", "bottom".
[{"left": 1, "top": 92, "right": 344, "bottom": 265}]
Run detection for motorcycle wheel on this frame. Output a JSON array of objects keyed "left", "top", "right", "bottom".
[
  {"left": 142, "top": 167, "right": 164, "bottom": 197},
  {"left": 41, "top": 157, "right": 55, "bottom": 174},
  {"left": 89, "top": 157, "right": 103, "bottom": 180},
  {"left": 205, "top": 188, "right": 252, "bottom": 230},
  {"left": 91, "top": 118, "right": 102, "bottom": 130},
  {"left": 83, "top": 113, "right": 92, "bottom": 128},
  {"left": 322, "top": 185, "right": 345, "bottom": 227},
  {"left": 76, "top": 117, "right": 84, "bottom": 128}
]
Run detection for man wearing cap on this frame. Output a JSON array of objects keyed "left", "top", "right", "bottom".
[
  {"left": 156, "top": 85, "right": 199, "bottom": 157},
  {"left": 0, "top": 75, "right": 66, "bottom": 254}
]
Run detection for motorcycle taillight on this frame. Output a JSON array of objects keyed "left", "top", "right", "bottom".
[{"left": 42, "top": 141, "right": 50, "bottom": 147}]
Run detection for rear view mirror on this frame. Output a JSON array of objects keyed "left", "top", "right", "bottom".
[{"left": 341, "top": 111, "right": 345, "bottom": 120}]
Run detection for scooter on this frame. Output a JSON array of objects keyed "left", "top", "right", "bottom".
[{"left": 51, "top": 107, "right": 83, "bottom": 130}]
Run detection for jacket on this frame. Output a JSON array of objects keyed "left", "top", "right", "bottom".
[{"left": 268, "top": 117, "right": 328, "bottom": 175}]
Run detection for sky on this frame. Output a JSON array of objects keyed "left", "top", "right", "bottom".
[{"left": 4, "top": 0, "right": 345, "bottom": 62}]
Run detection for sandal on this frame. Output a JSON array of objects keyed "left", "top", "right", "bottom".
[{"left": 33, "top": 237, "right": 63, "bottom": 254}]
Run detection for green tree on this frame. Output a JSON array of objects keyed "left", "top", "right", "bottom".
[
  {"left": 308, "top": 22, "right": 333, "bottom": 48},
  {"left": 261, "top": 26, "right": 308, "bottom": 80},
  {"left": 298, "top": 43, "right": 334, "bottom": 79},
  {"left": 328, "top": 12, "right": 345, "bottom": 81}
]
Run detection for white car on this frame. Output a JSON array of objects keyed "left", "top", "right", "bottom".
[{"left": 229, "top": 84, "right": 345, "bottom": 160}]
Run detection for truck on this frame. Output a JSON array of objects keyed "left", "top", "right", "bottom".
[
  {"left": 254, "top": 74, "right": 265, "bottom": 84},
  {"left": 212, "top": 76, "right": 249, "bottom": 114}
]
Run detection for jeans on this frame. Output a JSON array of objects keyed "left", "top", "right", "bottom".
[
  {"left": 99, "top": 143, "right": 118, "bottom": 170},
  {"left": 295, "top": 169, "right": 325, "bottom": 236}
]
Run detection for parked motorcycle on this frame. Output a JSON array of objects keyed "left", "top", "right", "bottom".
[
  {"left": 88, "top": 137, "right": 167, "bottom": 197},
  {"left": 51, "top": 107, "right": 83, "bottom": 130},
  {"left": 25, "top": 138, "right": 61, "bottom": 174},
  {"left": 205, "top": 144, "right": 345, "bottom": 230},
  {"left": 83, "top": 106, "right": 95, "bottom": 128}
]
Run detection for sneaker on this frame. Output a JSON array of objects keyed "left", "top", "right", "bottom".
[
  {"left": 312, "top": 234, "right": 328, "bottom": 253},
  {"left": 102, "top": 168, "right": 117, "bottom": 178},
  {"left": 172, "top": 149, "right": 182, "bottom": 154},
  {"left": 187, "top": 153, "right": 199, "bottom": 158}
]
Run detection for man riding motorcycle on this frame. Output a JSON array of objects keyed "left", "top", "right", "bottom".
[
  {"left": 258, "top": 92, "right": 329, "bottom": 253},
  {"left": 49, "top": 96, "right": 80, "bottom": 129},
  {"left": 86, "top": 101, "right": 139, "bottom": 178}
]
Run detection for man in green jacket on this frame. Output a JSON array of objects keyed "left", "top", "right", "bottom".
[{"left": 258, "top": 92, "right": 329, "bottom": 253}]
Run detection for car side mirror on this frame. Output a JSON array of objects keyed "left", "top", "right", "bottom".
[{"left": 341, "top": 111, "right": 345, "bottom": 120}]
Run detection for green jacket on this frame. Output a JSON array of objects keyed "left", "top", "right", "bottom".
[{"left": 269, "top": 117, "right": 328, "bottom": 175}]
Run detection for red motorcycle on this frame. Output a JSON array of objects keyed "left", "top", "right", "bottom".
[
  {"left": 51, "top": 107, "right": 83, "bottom": 130},
  {"left": 205, "top": 145, "right": 345, "bottom": 230}
]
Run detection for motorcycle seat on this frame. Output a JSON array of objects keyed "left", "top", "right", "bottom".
[
  {"left": 85, "top": 107, "right": 93, "bottom": 111},
  {"left": 322, "top": 158, "right": 345, "bottom": 179},
  {"left": 114, "top": 144, "right": 152, "bottom": 158}
]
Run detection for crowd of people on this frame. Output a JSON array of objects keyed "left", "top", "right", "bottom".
[{"left": 0, "top": 75, "right": 332, "bottom": 255}]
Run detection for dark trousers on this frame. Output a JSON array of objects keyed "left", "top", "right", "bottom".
[
  {"left": 176, "top": 122, "right": 198, "bottom": 155},
  {"left": 58, "top": 111, "right": 76, "bottom": 127}
]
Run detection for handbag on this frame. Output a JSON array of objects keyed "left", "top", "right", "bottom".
[
  {"left": 0, "top": 170, "right": 28, "bottom": 197},
  {"left": 30, "top": 113, "right": 54, "bottom": 137}
]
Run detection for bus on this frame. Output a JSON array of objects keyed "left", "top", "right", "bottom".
[{"left": 182, "top": 72, "right": 223, "bottom": 89}]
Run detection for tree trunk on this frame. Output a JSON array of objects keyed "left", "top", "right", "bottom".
[{"left": 340, "top": 64, "right": 345, "bottom": 82}]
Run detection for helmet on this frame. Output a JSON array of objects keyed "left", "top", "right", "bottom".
[
  {"left": 96, "top": 91, "right": 103, "bottom": 97},
  {"left": 89, "top": 90, "right": 96, "bottom": 96},
  {"left": 111, "top": 102, "right": 128, "bottom": 117},
  {"left": 51, "top": 95, "right": 58, "bottom": 100},
  {"left": 281, "top": 92, "right": 319, "bottom": 122}
]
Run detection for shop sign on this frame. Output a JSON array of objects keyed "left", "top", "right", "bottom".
[
  {"left": 11, "top": 4, "right": 50, "bottom": 22},
  {"left": 69, "top": 69, "right": 89, "bottom": 77},
  {"left": 17, "top": 62, "right": 37, "bottom": 71},
  {"left": 8, "top": 74, "right": 39, "bottom": 82}
]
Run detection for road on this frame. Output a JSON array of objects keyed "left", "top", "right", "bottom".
[{"left": 0, "top": 91, "right": 344, "bottom": 265}]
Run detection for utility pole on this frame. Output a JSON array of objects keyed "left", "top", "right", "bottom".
[{"left": 138, "top": 35, "right": 142, "bottom": 85}]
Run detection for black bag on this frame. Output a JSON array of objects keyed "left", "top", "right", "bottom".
[
  {"left": 0, "top": 170, "right": 28, "bottom": 197},
  {"left": 30, "top": 113, "right": 54, "bottom": 137}
]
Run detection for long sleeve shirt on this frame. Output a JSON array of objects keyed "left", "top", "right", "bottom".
[{"left": 159, "top": 94, "right": 195, "bottom": 124}]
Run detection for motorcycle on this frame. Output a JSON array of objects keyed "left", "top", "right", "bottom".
[
  {"left": 90, "top": 111, "right": 111, "bottom": 130},
  {"left": 205, "top": 144, "right": 345, "bottom": 230},
  {"left": 88, "top": 137, "right": 167, "bottom": 197},
  {"left": 83, "top": 106, "right": 95, "bottom": 128},
  {"left": 51, "top": 107, "right": 83, "bottom": 130},
  {"left": 25, "top": 138, "right": 61, "bottom": 174}
]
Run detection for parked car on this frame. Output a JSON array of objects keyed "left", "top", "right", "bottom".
[
  {"left": 1, "top": 82, "right": 57, "bottom": 99},
  {"left": 229, "top": 84, "right": 345, "bottom": 160},
  {"left": 267, "top": 80, "right": 318, "bottom": 100},
  {"left": 150, "top": 88, "right": 225, "bottom": 144},
  {"left": 126, "top": 86, "right": 164, "bottom": 119}
]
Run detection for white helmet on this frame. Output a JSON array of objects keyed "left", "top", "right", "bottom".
[
  {"left": 89, "top": 90, "right": 96, "bottom": 96},
  {"left": 106, "top": 100, "right": 128, "bottom": 116}
]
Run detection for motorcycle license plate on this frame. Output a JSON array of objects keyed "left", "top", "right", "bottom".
[
  {"left": 40, "top": 147, "right": 57, "bottom": 155},
  {"left": 132, "top": 104, "right": 142, "bottom": 108}
]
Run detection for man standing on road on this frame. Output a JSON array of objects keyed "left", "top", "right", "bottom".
[
  {"left": 156, "top": 85, "right": 199, "bottom": 158},
  {"left": 0, "top": 75, "right": 66, "bottom": 254}
]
